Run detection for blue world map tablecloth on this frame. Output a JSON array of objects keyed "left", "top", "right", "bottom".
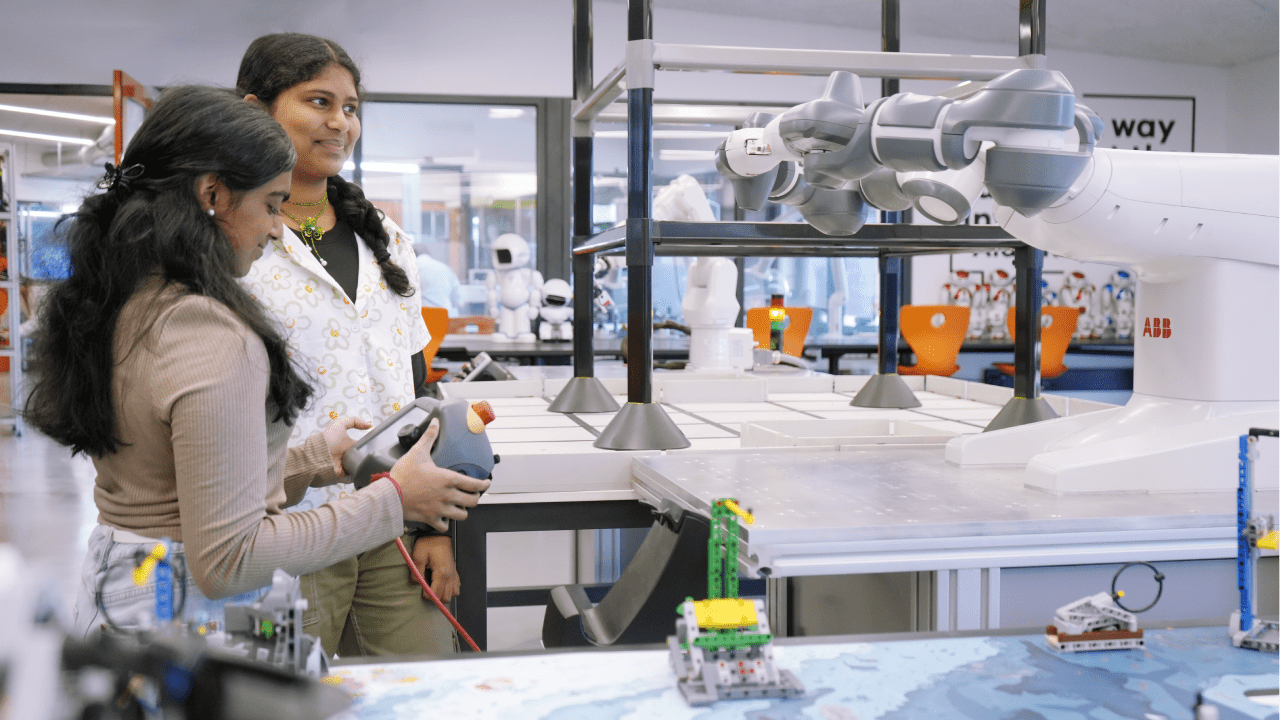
[{"left": 329, "top": 626, "right": 1277, "bottom": 720}]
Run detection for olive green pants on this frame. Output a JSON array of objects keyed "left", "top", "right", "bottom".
[{"left": 301, "top": 534, "right": 457, "bottom": 657}]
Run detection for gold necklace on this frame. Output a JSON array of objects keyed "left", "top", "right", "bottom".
[
  {"left": 281, "top": 194, "right": 329, "bottom": 266},
  {"left": 286, "top": 196, "right": 327, "bottom": 207}
]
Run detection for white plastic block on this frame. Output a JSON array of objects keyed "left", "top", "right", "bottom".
[
  {"left": 740, "top": 419, "right": 958, "bottom": 448},
  {"left": 1042, "top": 393, "right": 1069, "bottom": 416},
  {"left": 923, "top": 376, "right": 967, "bottom": 398},
  {"left": 441, "top": 379, "right": 544, "bottom": 399},
  {"left": 489, "top": 449, "right": 657, "bottom": 493},
  {"left": 833, "top": 375, "right": 872, "bottom": 392},
  {"left": 486, "top": 426, "right": 597, "bottom": 444},
  {"left": 964, "top": 382, "right": 1016, "bottom": 406},
  {"left": 901, "top": 375, "right": 926, "bottom": 390},
  {"left": 660, "top": 378, "right": 767, "bottom": 404},
  {"left": 543, "top": 375, "right": 627, "bottom": 396},
  {"left": 762, "top": 374, "right": 835, "bottom": 394},
  {"left": 1068, "top": 398, "right": 1119, "bottom": 415}
]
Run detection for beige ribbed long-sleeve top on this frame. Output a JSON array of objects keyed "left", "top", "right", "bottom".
[{"left": 92, "top": 278, "right": 405, "bottom": 599}]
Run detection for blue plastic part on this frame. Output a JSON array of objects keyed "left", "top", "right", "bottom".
[
  {"left": 155, "top": 560, "right": 173, "bottom": 623},
  {"left": 1238, "top": 434, "right": 1253, "bottom": 632},
  {"left": 165, "top": 665, "right": 194, "bottom": 701}
]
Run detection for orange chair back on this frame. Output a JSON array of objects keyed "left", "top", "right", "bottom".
[
  {"left": 448, "top": 315, "right": 496, "bottom": 335},
  {"left": 898, "top": 305, "right": 969, "bottom": 377},
  {"left": 997, "top": 306, "right": 1079, "bottom": 379},
  {"left": 421, "top": 307, "right": 450, "bottom": 364},
  {"left": 745, "top": 306, "right": 813, "bottom": 356}
]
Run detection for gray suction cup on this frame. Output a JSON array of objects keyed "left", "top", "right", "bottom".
[
  {"left": 983, "top": 396, "right": 1058, "bottom": 431},
  {"left": 850, "top": 374, "right": 921, "bottom": 408},
  {"left": 548, "top": 377, "right": 620, "bottom": 414},
  {"left": 594, "top": 402, "right": 690, "bottom": 450}
]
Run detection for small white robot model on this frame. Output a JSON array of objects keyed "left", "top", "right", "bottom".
[
  {"left": 486, "top": 233, "right": 543, "bottom": 342},
  {"left": 1102, "top": 270, "right": 1137, "bottom": 339},
  {"left": 1058, "top": 271, "right": 1100, "bottom": 339},
  {"left": 538, "top": 278, "right": 573, "bottom": 341},
  {"left": 986, "top": 268, "right": 1015, "bottom": 339}
]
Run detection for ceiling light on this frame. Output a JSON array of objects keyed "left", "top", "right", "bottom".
[
  {"left": 0, "top": 129, "right": 95, "bottom": 145},
  {"left": 657, "top": 149, "right": 715, "bottom": 161},
  {"left": 595, "top": 130, "right": 729, "bottom": 140},
  {"left": 341, "top": 161, "right": 421, "bottom": 173},
  {"left": 489, "top": 108, "right": 526, "bottom": 119},
  {"left": 0, "top": 103, "right": 115, "bottom": 124}
]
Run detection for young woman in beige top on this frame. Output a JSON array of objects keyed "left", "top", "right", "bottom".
[{"left": 23, "top": 85, "right": 489, "bottom": 637}]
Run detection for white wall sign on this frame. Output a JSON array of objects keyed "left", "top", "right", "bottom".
[{"left": 1082, "top": 94, "right": 1196, "bottom": 152}]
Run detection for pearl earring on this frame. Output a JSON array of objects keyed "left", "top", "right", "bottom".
[{"left": 207, "top": 208, "right": 215, "bottom": 217}]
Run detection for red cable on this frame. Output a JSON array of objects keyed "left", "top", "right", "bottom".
[{"left": 394, "top": 536, "right": 482, "bottom": 652}]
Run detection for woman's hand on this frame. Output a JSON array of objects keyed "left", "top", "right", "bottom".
[
  {"left": 391, "top": 418, "right": 490, "bottom": 532},
  {"left": 411, "top": 535, "right": 460, "bottom": 602},
  {"left": 323, "top": 416, "right": 373, "bottom": 477}
]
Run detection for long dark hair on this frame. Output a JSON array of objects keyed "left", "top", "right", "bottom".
[
  {"left": 236, "top": 32, "right": 413, "bottom": 297},
  {"left": 25, "top": 85, "right": 312, "bottom": 456}
]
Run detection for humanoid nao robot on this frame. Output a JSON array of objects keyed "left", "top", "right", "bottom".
[
  {"left": 486, "top": 233, "right": 543, "bottom": 342},
  {"left": 986, "top": 268, "right": 1015, "bottom": 339},
  {"left": 1058, "top": 270, "right": 1100, "bottom": 339},
  {"left": 1102, "top": 270, "right": 1137, "bottom": 338},
  {"left": 715, "top": 67, "right": 1278, "bottom": 495}
]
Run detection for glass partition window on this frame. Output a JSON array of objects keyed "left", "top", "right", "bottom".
[
  {"left": 359, "top": 101, "right": 537, "bottom": 316},
  {"left": 588, "top": 119, "right": 878, "bottom": 338}
]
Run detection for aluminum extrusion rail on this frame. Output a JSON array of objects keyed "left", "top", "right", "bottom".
[
  {"left": 650, "top": 43, "right": 1045, "bottom": 79},
  {"left": 573, "top": 221, "right": 1021, "bottom": 257}
]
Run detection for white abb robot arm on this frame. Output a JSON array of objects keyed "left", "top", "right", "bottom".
[
  {"left": 716, "top": 68, "right": 1279, "bottom": 494},
  {"left": 654, "top": 175, "right": 757, "bottom": 373}
]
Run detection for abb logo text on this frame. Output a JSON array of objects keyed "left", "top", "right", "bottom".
[{"left": 1142, "top": 317, "right": 1172, "bottom": 338}]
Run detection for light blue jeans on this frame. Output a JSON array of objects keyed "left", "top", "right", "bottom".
[{"left": 72, "top": 524, "right": 266, "bottom": 639}]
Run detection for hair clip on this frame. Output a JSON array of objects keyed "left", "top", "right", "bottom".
[{"left": 97, "top": 162, "right": 145, "bottom": 192}]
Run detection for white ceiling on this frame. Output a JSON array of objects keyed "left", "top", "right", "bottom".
[{"left": 612, "top": 0, "right": 1279, "bottom": 69}]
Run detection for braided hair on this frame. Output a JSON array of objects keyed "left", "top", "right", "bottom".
[{"left": 236, "top": 32, "right": 413, "bottom": 297}]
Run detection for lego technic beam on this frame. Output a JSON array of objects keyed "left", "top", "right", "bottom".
[{"left": 1231, "top": 428, "right": 1280, "bottom": 651}]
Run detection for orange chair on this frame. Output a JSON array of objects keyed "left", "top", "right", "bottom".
[
  {"left": 0, "top": 288, "right": 7, "bottom": 373},
  {"left": 420, "top": 307, "right": 450, "bottom": 384},
  {"left": 993, "top": 306, "right": 1079, "bottom": 379},
  {"left": 897, "top": 305, "right": 969, "bottom": 377},
  {"left": 745, "top": 306, "right": 813, "bottom": 357},
  {"left": 448, "top": 315, "right": 496, "bottom": 335}
]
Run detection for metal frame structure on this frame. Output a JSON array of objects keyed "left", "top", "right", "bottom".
[
  {"left": 553, "top": 0, "right": 1052, "bottom": 448},
  {"left": 0, "top": 143, "right": 20, "bottom": 435}
]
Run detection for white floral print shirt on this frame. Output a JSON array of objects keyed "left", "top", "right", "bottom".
[{"left": 243, "top": 217, "right": 429, "bottom": 512}]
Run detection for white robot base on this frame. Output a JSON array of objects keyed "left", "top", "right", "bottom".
[{"left": 947, "top": 394, "right": 1279, "bottom": 494}]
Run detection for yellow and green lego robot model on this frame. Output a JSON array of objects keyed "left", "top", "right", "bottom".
[{"left": 668, "top": 498, "right": 804, "bottom": 706}]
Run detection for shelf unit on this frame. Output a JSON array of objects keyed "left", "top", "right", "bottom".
[
  {"left": 0, "top": 142, "right": 23, "bottom": 435},
  {"left": 554, "top": 0, "right": 1055, "bottom": 449}
]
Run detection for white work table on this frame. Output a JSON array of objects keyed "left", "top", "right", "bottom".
[
  {"left": 631, "top": 445, "right": 1267, "bottom": 633},
  {"left": 449, "top": 373, "right": 1271, "bottom": 646}
]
